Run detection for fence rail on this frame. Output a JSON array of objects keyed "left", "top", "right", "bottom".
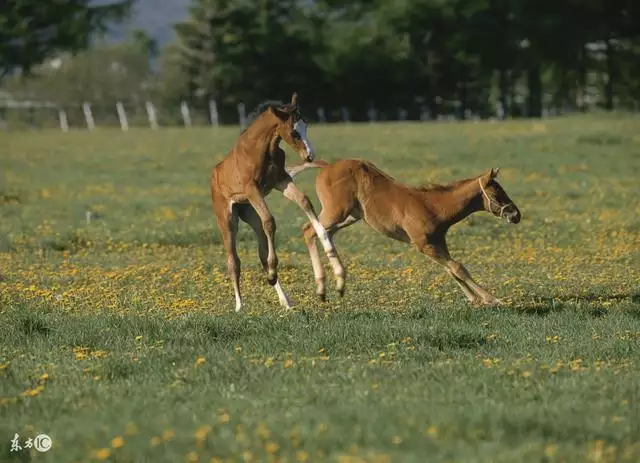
[{"left": 0, "top": 98, "right": 638, "bottom": 131}]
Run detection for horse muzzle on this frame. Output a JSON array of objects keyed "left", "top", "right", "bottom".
[{"left": 505, "top": 209, "right": 521, "bottom": 224}]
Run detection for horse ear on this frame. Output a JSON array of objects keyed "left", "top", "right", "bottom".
[
  {"left": 491, "top": 167, "right": 500, "bottom": 178},
  {"left": 290, "top": 92, "right": 298, "bottom": 107},
  {"left": 480, "top": 169, "right": 493, "bottom": 186}
]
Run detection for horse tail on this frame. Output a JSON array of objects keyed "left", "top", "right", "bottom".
[{"left": 286, "top": 160, "right": 330, "bottom": 179}]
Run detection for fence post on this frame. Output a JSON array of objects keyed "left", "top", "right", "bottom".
[
  {"left": 367, "top": 105, "right": 377, "bottom": 122},
  {"left": 317, "top": 107, "right": 326, "bottom": 123},
  {"left": 398, "top": 108, "right": 408, "bottom": 121},
  {"left": 58, "top": 109, "right": 69, "bottom": 132},
  {"left": 340, "top": 106, "right": 350, "bottom": 123},
  {"left": 82, "top": 102, "right": 95, "bottom": 130},
  {"left": 116, "top": 101, "right": 129, "bottom": 131},
  {"left": 420, "top": 105, "right": 430, "bottom": 121},
  {"left": 145, "top": 101, "right": 159, "bottom": 130},
  {"left": 180, "top": 101, "right": 192, "bottom": 127},
  {"left": 209, "top": 100, "right": 219, "bottom": 127},
  {"left": 237, "top": 102, "right": 246, "bottom": 129}
]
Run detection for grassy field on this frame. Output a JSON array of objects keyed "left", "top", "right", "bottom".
[{"left": 1, "top": 115, "right": 639, "bottom": 462}]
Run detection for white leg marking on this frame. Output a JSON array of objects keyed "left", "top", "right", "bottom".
[
  {"left": 234, "top": 290, "right": 243, "bottom": 312},
  {"left": 274, "top": 281, "right": 292, "bottom": 309},
  {"left": 311, "top": 219, "right": 333, "bottom": 253}
]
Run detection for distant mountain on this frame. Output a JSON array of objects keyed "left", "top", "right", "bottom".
[{"left": 104, "top": 0, "right": 191, "bottom": 47}]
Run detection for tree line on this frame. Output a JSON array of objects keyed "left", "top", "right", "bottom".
[{"left": 2, "top": 0, "right": 640, "bottom": 125}]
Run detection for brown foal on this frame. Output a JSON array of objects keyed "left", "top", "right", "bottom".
[
  {"left": 210, "top": 93, "right": 345, "bottom": 312},
  {"left": 290, "top": 159, "right": 521, "bottom": 305}
]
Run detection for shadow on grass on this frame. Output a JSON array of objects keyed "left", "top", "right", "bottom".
[
  {"left": 513, "top": 298, "right": 566, "bottom": 317},
  {"left": 20, "top": 312, "right": 52, "bottom": 337},
  {"left": 549, "top": 292, "right": 637, "bottom": 304},
  {"left": 624, "top": 307, "right": 640, "bottom": 319},
  {"left": 514, "top": 292, "right": 640, "bottom": 317}
]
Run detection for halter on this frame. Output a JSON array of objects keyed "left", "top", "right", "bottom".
[{"left": 478, "top": 178, "right": 511, "bottom": 218}]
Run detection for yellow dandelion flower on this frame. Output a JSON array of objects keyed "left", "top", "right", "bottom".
[
  {"left": 162, "top": 429, "right": 175, "bottom": 441},
  {"left": 23, "top": 385, "right": 44, "bottom": 397},
  {"left": 195, "top": 356, "right": 206, "bottom": 366},
  {"left": 218, "top": 413, "right": 231, "bottom": 424},
  {"left": 186, "top": 451, "right": 199, "bottom": 462},
  {"left": 111, "top": 436, "right": 124, "bottom": 449},
  {"left": 391, "top": 436, "right": 403, "bottom": 444},
  {"left": 150, "top": 436, "right": 162, "bottom": 447},
  {"left": 256, "top": 422, "right": 270, "bottom": 440},
  {"left": 195, "top": 425, "right": 212, "bottom": 444},
  {"left": 425, "top": 425, "right": 438, "bottom": 438},
  {"left": 94, "top": 448, "right": 111, "bottom": 460},
  {"left": 544, "top": 443, "right": 557, "bottom": 457},
  {"left": 265, "top": 441, "right": 279, "bottom": 454},
  {"left": 296, "top": 450, "right": 310, "bottom": 462}
]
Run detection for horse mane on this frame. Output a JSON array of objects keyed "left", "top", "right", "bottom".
[
  {"left": 417, "top": 177, "right": 475, "bottom": 192},
  {"left": 240, "top": 100, "right": 286, "bottom": 134}
]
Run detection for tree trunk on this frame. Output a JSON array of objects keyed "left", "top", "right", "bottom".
[
  {"left": 527, "top": 64, "right": 542, "bottom": 118},
  {"left": 605, "top": 38, "right": 614, "bottom": 111}
]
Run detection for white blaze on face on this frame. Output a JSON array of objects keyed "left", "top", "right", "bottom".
[{"left": 293, "top": 119, "right": 314, "bottom": 159}]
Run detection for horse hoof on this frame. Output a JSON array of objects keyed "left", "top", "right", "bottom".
[
  {"left": 267, "top": 275, "right": 278, "bottom": 286},
  {"left": 318, "top": 293, "right": 326, "bottom": 302}
]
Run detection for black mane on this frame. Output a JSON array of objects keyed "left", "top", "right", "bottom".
[{"left": 241, "top": 100, "right": 286, "bottom": 134}]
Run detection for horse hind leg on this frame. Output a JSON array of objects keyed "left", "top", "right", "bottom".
[
  {"left": 239, "top": 205, "right": 292, "bottom": 309},
  {"left": 217, "top": 204, "right": 242, "bottom": 312}
]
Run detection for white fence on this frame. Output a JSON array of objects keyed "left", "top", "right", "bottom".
[{"left": 0, "top": 97, "right": 635, "bottom": 131}]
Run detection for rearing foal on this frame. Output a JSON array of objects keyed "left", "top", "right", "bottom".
[
  {"left": 290, "top": 159, "right": 521, "bottom": 305},
  {"left": 210, "top": 93, "right": 345, "bottom": 312}
]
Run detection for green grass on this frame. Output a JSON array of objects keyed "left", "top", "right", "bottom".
[{"left": 1, "top": 115, "right": 639, "bottom": 462}]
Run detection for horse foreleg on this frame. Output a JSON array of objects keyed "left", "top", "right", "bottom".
[
  {"left": 246, "top": 190, "right": 279, "bottom": 286},
  {"left": 303, "top": 214, "right": 359, "bottom": 300},
  {"left": 241, "top": 205, "right": 292, "bottom": 309},
  {"left": 303, "top": 221, "right": 326, "bottom": 300},
  {"left": 278, "top": 179, "right": 346, "bottom": 296},
  {"left": 418, "top": 241, "right": 502, "bottom": 306}
]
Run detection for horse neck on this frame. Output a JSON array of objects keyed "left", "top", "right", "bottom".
[
  {"left": 238, "top": 113, "right": 280, "bottom": 157},
  {"left": 423, "top": 179, "right": 484, "bottom": 226}
]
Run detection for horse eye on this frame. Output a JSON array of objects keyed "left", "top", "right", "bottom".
[{"left": 292, "top": 131, "right": 301, "bottom": 140}]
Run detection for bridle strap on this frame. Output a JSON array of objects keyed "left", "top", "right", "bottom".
[{"left": 478, "top": 178, "right": 511, "bottom": 218}]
